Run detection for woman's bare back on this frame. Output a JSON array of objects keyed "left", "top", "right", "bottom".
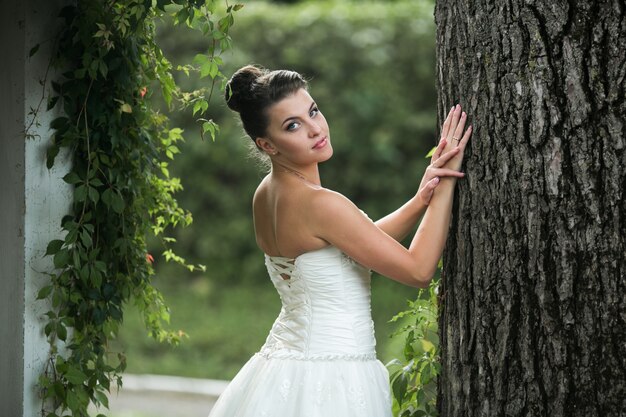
[{"left": 253, "top": 174, "right": 329, "bottom": 258}]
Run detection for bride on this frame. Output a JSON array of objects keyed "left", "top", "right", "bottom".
[{"left": 207, "top": 65, "right": 472, "bottom": 417}]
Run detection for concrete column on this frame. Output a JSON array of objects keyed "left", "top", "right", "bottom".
[
  {"left": 0, "top": 0, "right": 27, "bottom": 415},
  {"left": 1, "top": 0, "right": 71, "bottom": 416}
]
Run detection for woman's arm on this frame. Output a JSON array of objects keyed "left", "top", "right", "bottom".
[
  {"left": 308, "top": 105, "right": 472, "bottom": 288},
  {"left": 375, "top": 107, "right": 466, "bottom": 241},
  {"left": 374, "top": 195, "right": 426, "bottom": 242}
]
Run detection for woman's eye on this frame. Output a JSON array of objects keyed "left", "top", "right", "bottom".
[
  {"left": 310, "top": 107, "right": 319, "bottom": 117},
  {"left": 286, "top": 122, "right": 300, "bottom": 131}
]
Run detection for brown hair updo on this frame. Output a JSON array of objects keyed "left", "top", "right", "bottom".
[{"left": 225, "top": 65, "right": 308, "bottom": 142}]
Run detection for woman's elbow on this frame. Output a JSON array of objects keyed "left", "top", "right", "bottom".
[{"left": 409, "top": 269, "right": 433, "bottom": 288}]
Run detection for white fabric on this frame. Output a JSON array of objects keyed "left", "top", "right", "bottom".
[{"left": 208, "top": 245, "right": 392, "bottom": 417}]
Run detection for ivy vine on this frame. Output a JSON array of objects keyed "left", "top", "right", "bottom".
[{"left": 36, "top": 1, "right": 242, "bottom": 416}]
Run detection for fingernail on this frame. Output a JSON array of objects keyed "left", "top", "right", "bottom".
[
  {"left": 450, "top": 106, "right": 454, "bottom": 112},
  {"left": 434, "top": 177, "right": 440, "bottom": 184}
]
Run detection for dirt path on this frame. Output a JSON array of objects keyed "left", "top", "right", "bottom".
[{"left": 91, "top": 374, "right": 229, "bottom": 417}]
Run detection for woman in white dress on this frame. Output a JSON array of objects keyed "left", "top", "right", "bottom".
[{"left": 207, "top": 65, "right": 472, "bottom": 417}]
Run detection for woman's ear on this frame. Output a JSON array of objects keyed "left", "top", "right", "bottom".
[{"left": 256, "top": 137, "right": 278, "bottom": 155}]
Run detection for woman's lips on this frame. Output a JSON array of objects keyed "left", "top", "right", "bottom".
[{"left": 312, "top": 137, "right": 328, "bottom": 149}]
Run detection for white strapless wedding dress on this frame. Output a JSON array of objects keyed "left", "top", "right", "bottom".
[{"left": 207, "top": 245, "right": 392, "bottom": 417}]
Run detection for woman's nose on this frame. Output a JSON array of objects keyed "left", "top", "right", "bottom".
[{"left": 308, "top": 121, "right": 322, "bottom": 137}]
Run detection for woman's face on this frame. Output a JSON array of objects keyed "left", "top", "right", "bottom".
[{"left": 259, "top": 88, "right": 332, "bottom": 166}]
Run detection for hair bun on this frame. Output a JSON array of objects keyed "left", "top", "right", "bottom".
[{"left": 225, "top": 65, "right": 264, "bottom": 113}]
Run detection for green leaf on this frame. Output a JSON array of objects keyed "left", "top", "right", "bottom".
[
  {"left": 66, "top": 389, "right": 80, "bottom": 411},
  {"left": 192, "top": 100, "right": 203, "bottom": 116},
  {"left": 66, "top": 228, "right": 78, "bottom": 244},
  {"left": 99, "top": 60, "right": 108, "bottom": 78},
  {"left": 111, "top": 191, "right": 125, "bottom": 213},
  {"left": 74, "top": 185, "right": 88, "bottom": 202},
  {"left": 53, "top": 249, "right": 70, "bottom": 269},
  {"left": 200, "top": 60, "right": 219, "bottom": 79},
  {"left": 63, "top": 172, "right": 82, "bottom": 185},
  {"left": 72, "top": 248, "right": 81, "bottom": 269},
  {"left": 52, "top": 379, "right": 65, "bottom": 397},
  {"left": 46, "top": 239, "right": 64, "bottom": 255},
  {"left": 88, "top": 186, "right": 99, "bottom": 203},
  {"left": 94, "top": 261, "right": 107, "bottom": 272},
  {"left": 50, "top": 117, "right": 69, "bottom": 130},
  {"left": 56, "top": 322, "right": 67, "bottom": 341},
  {"left": 175, "top": 8, "right": 189, "bottom": 25},
  {"left": 99, "top": 153, "right": 111, "bottom": 166},
  {"left": 29, "top": 43, "right": 40, "bottom": 57},
  {"left": 46, "top": 144, "right": 60, "bottom": 169},
  {"left": 392, "top": 372, "right": 408, "bottom": 404},
  {"left": 64, "top": 366, "right": 88, "bottom": 385},
  {"left": 404, "top": 331, "right": 415, "bottom": 359},
  {"left": 81, "top": 229, "right": 93, "bottom": 248},
  {"left": 91, "top": 269, "right": 102, "bottom": 288},
  {"left": 94, "top": 390, "right": 109, "bottom": 408},
  {"left": 425, "top": 146, "right": 437, "bottom": 158},
  {"left": 47, "top": 96, "right": 59, "bottom": 111},
  {"left": 120, "top": 103, "right": 132, "bottom": 113},
  {"left": 52, "top": 288, "right": 63, "bottom": 308},
  {"left": 79, "top": 264, "right": 90, "bottom": 282},
  {"left": 37, "top": 285, "right": 53, "bottom": 300},
  {"left": 44, "top": 322, "right": 54, "bottom": 337},
  {"left": 101, "top": 188, "right": 113, "bottom": 207},
  {"left": 201, "top": 119, "right": 219, "bottom": 141}
]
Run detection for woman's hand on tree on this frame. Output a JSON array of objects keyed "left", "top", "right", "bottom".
[
  {"left": 439, "top": 104, "right": 473, "bottom": 172},
  {"left": 417, "top": 135, "right": 465, "bottom": 206},
  {"left": 416, "top": 104, "right": 472, "bottom": 206}
]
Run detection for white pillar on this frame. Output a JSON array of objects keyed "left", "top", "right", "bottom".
[{"left": 1, "top": 0, "right": 71, "bottom": 416}]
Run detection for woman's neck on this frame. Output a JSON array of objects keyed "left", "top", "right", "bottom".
[{"left": 271, "top": 160, "right": 321, "bottom": 186}]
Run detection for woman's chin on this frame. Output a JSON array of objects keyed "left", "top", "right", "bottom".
[{"left": 319, "top": 146, "right": 333, "bottom": 162}]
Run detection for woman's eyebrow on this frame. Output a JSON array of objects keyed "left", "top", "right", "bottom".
[{"left": 281, "top": 101, "right": 316, "bottom": 126}]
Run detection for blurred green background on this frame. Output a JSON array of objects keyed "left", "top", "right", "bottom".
[{"left": 116, "top": 0, "right": 437, "bottom": 381}]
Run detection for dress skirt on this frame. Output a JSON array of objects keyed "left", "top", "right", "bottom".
[{"left": 207, "top": 352, "right": 392, "bottom": 417}]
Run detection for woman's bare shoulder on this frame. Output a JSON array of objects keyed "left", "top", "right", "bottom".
[
  {"left": 252, "top": 174, "right": 271, "bottom": 205},
  {"left": 308, "top": 186, "right": 357, "bottom": 213}
]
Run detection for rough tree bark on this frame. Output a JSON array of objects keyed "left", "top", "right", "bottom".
[{"left": 435, "top": 1, "right": 625, "bottom": 416}]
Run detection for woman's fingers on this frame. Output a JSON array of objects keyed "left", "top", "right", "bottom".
[
  {"left": 448, "top": 105, "right": 462, "bottom": 136},
  {"left": 430, "top": 167, "right": 465, "bottom": 178},
  {"left": 431, "top": 137, "right": 448, "bottom": 162},
  {"left": 449, "top": 109, "right": 467, "bottom": 146},
  {"left": 433, "top": 147, "right": 459, "bottom": 167},
  {"left": 419, "top": 176, "right": 440, "bottom": 205},
  {"left": 440, "top": 106, "right": 454, "bottom": 140},
  {"left": 459, "top": 124, "right": 473, "bottom": 149}
]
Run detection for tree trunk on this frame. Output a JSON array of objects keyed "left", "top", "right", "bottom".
[{"left": 435, "top": 1, "right": 626, "bottom": 416}]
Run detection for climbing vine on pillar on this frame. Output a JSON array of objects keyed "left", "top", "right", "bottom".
[{"left": 36, "top": 1, "right": 242, "bottom": 416}]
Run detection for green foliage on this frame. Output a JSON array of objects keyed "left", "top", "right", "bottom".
[
  {"left": 388, "top": 280, "right": 440, "bottom": 417},
  {"left": 38, "top": 1, "right": 242, "bottom": 416}
]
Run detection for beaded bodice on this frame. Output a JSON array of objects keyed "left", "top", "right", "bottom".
[{"left": 259, "top": 246, "right": 377, "bottom": 361}]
